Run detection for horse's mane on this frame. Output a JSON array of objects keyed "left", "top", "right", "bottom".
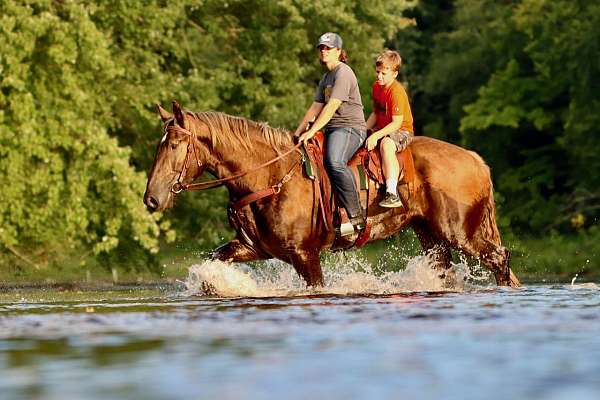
[{"left": 188, "top": 111, "right": 294, "bottom": 154}]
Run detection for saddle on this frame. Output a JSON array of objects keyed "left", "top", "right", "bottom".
[{"left": 302, "top": 131, "right": 415, "bottom": 248}]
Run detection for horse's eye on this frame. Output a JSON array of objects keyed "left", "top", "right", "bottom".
[{"left": 170, "top": 143, "right": 178, "bottom": 150}]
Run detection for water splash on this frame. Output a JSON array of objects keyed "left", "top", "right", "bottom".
[
  {"left": 184, "top": 251, "right": 495, "bottom": 297},
  {"left": 565, "top": 273, "right": 599, "bottom": 290},
  {"left": 184, "top": 261, "right": 261, "bottom": 297},
  {"left": 571, "top": 274, "right": 579, "bottom": 285}
]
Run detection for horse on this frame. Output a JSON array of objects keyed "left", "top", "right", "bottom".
[{"left": 144, "top": 102, "right": 520, "bottom": 288}]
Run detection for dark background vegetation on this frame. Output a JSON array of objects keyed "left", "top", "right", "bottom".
[{"left": 1, "top": 0, "right": 598, "bottom": 283}]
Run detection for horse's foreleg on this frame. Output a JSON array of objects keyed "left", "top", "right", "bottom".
[
  {"left": 289, "top": 250, "right": 324, "bottom": 288},
  {"left": 460, "top": 239, "right": 519, "bottom": 287},
  {"left": 486, "top": 246, "right": 520, "bottom": 287},
  {"left": 212, "top": 238, "right": 266, "bottom": 263},
  {"left": 483, "top": 244, "right": 517, "bottom": 287}
]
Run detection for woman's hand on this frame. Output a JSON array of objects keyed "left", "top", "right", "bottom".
[{"left": 299, "top": 129, "right": 317, "bottom": 144}]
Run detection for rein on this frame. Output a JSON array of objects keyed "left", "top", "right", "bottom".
[{"left": 166, "top": 123, "right": 303, "bottom": 194}]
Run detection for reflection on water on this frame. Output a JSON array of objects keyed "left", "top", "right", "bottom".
[{"left": 1, "top": 259, "right": 599, "bottom": 400}]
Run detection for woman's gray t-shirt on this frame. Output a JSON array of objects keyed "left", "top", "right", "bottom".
[{"left": 314, "top": 63, "right": 366, "bottom": 130}]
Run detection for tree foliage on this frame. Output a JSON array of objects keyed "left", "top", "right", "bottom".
[
  {"left": 0, "top": 0, "right": 171, "bottom": 269},
  {"left": 0, "top": 0, "right": 413, "bottom": 270},
  {"left": 4, "top": 0, "right": 595, "bottom": 273},
  {"left": 394, "top": 0, "right": 600, "bottom": 234}
]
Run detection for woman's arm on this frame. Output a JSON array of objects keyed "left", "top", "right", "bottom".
[
  {"left": 293, "top": 102, "right": 325, "bottom": 137},
  {"left": 299, "top": 98, "right": 342, "bottom": 143}
]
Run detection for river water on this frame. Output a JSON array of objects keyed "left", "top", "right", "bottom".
[{"left": 1, "top": 257, "right": 599, "bottom": 400}]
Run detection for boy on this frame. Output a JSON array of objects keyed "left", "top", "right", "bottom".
[{"left": 364, "top": 50, "right": 414, "bottom": 208}]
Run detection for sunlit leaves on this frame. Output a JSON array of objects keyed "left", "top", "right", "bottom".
[
  {"left": 1, "top": 0, "right": 414, "bottom": 269},
  {"left": 0, "top": 0, "right": 167, "bottom": 266}
]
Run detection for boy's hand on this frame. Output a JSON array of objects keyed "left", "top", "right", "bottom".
[{"left": 365, "top": 135, "right": 379, "bottom": 151}]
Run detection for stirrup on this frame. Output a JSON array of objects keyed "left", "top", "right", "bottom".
[
  {"left": 349, "top": 215, "right": 366, "bottom": 231},
  {"left": 337, "top": 221, "right": 356, "bottom": 236},
  {"left": 335, "top": 215, "right": 365, "bottom": 236}
]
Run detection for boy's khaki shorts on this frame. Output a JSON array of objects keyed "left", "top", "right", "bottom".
[{"left": 389, "top": 130, "right": 412, "bottom": 152}]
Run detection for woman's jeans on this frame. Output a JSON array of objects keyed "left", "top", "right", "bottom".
[{"left": 324, "top": 127, "right": 367, "bottom": 218}]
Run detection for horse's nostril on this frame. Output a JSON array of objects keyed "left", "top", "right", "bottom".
[{"left": 145, "top": 195, "right": 159, "bottom": 211}]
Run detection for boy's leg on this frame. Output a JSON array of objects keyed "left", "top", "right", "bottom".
[
  {"left": 379, "top": 137, "right": 403, "bottom": 208},
  {"left": 380, "top": 137, "right": 400, "bottom": 192}
]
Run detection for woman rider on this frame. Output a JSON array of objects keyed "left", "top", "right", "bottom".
[{"left": 294, "top": 32, "right": 367, "bottom": 233}]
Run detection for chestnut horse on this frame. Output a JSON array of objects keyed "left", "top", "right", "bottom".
[{"left": 144, "top": 102, "right": 520, "bottom": 288}]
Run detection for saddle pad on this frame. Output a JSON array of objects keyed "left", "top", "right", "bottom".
[{"left": 305, "top": 131, "right": 415, "bottom": 186}]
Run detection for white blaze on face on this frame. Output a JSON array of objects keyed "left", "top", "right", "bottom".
[
  {"left": 160, "top": 130, "right": 168, "bottom": 144},
  {"left": 160, "top": 120, "right": 174, "bottom": 144}
]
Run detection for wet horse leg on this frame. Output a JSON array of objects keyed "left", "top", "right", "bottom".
[
  {"left": 289, "top": 250, "right": 324, "bottom": 288},
  {"left": 412, "top": 220, "right": 455, "bottom": 285},
  {"left": 211, "top": 238, "right": 266, "bottom": 263},
  {"left": 459, "top": 237, "right": 518, "bottom": 287}
]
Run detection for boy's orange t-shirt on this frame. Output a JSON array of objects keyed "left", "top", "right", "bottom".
[{"left": 372, "top": 80, "right": 414, "bottom": 133}]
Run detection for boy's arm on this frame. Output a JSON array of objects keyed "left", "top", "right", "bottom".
[
  {"left": 366, "top": 112, "right": 377, "bottom": 130},
  {"left": 365, "top": 115, "right": 403, "bottom": 151}
]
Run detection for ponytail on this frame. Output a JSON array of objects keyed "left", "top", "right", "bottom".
[{"left": 339, "top": 49, "right": 348, "bottom": 63}]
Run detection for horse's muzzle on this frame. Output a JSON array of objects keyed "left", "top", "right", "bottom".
[{"left": 144, "top": 193, "right": 160, "bottom": 212}]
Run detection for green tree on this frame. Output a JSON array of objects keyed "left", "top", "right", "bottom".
[
  {"left": 394, "top": 0, "right": 599, "bottom": 235},
  {"left": 0, "top": 0, "right": 415, "bottom": 273},
  {"left": 460, "top": 0, "right": 600, "bottom": 232},
  {"left": 0, "top": 0, "right": 183, "bottom": 270}
]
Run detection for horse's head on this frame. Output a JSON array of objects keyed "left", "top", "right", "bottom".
[{"left": 144, "top": 101, "right": 207, "bottom": 212}]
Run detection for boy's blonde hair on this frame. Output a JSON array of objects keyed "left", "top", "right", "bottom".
[{"left": 375, "top": 50, "right": 402, "bottom": 72}]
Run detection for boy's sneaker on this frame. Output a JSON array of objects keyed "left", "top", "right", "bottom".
[{"left": 379, "top": 193, "right": 403, "bottom": 208}]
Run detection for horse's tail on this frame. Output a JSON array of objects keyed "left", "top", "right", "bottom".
[
  {"left": 470, "top": 151, "right": 502, "bottom": 246},
  {"left": 482, "top": 181, "right": 502, "bottom": 245},
  {"left": 482, "top": 164, "right": 520, "bottom": 286}
]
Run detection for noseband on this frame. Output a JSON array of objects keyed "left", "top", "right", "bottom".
[{"left": 164, "top": 123, "right": 203, "bottom": 194}]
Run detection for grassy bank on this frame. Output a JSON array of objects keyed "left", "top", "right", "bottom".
[{"left": 506, "top": 229, "right": 599, "bottom": 282}]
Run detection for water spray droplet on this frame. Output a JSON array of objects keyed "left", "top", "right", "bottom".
[{"left": 571, "top": 274, "right": 578, "bottom": 286}]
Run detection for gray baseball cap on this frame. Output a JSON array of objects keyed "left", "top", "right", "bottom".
[{"left": 316, "top": 32, "right": 343, "bottom": 49}]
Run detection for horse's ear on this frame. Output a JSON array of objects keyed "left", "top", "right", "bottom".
[
  {"left": 156, "top": 104, "right": 171, "bottom": 122},
  {"left": 172, "top": 101, "right": 185, "bottom": 127}
]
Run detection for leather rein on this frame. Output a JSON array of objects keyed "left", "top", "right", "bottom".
[{"left": 165, "top": 122, "right": 303, "bottom": 207}]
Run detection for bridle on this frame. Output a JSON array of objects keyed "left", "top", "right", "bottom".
[
  {"left": 167, "top": 122, "right": 203, "bottom": 194},
  {"left": 164, "top": 121, "right": 303, "bottom": 195}
]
